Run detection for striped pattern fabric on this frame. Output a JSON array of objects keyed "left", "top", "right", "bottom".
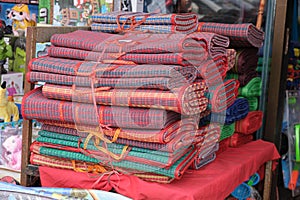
[
  {"left": 41, "top": 82, "right": 208, "bottom": 115},
  {"left": 27, "top": 71, "right": 196, "bottom": 90},
  {"left": 31, "top": 141, "right": 197, "bottom": 179},
  {"left": 47, "top": 46, "right": 207, "bottom": 66},
  {"left": 91, "top": 11, "right": 198, "bottom": 25},
  {"left": 39, "top": 121, "right": 198, "bottom": 153},
  {"left": 28, "top": 55, "right": 225, "bottom": 86},
  {"left": 35, "top": 130, "right": 192, "bottom": 168},
  {"left": 197, "top": 22, "right": 264, "bottom": 48},
  {"left": 235, "top": 111, "right": 263, "bottom": 135},
  {"left": 207, "top": 79, "right": 240, "bottom": 112},
  {"left": 238, "top": 77, "right": 262, "bottom": 97},
  {"left": 90, "top": 12, "right": 198, "bottom": 34},
  {"left": 91, "top": 19, "right": 198, "bottom": 34},
  {"left": 51, "top": 31, "right": 207, "bottom": 54},
  {"left": 50, "top": 31, "right": 229, "bottom": 62},
  {"left": 30, "top": 153, "right": 174, "bottom": 183},
  {"left": 39, "top": 118, "right": 196, "bottom": 144},
  {"left": 229, "top": 133, "right": 253, "bottom": 147},
  {"left": 22, "top": 87, "right": 180, "bottom": 129},
  {"left": 29, "top": 57, "right": 197, "bottom": 80}
]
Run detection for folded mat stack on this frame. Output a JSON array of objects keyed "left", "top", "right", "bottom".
[
  {"left": 196, "top": 21, "right": 265, "bottom": 149},
  {"left": 23, "top": 19, "right": 241, "bottom": 183},
  {"left": 90, "top": 11, "right": 198, "bottom": 34}
]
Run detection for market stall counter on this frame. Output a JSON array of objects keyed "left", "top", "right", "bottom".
[{"left": 39, "top": 139, "right": 280, "bottom": 200}]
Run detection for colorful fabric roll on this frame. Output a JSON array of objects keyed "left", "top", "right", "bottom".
[
  {"left": 50, "top": 31, "right": 228, "bottom": 58},
  {"left": 35, "top": 130, "right": 192, "bottom": 168},
  {"left": 238, "top": 77, "right": 262, "bottom": 97},
  {"left": 47, "top": 46, "right": 207, "bottom": 66},
  {"left": 91, "top": 11, "right": 198, "bottom": 25},
  {"left": 22, "top": 87, "right": 180, "bottom": 129},
  {"left": 40, "top": 118, "right": 197, "bottom": 144},
  {"left": 90, "top": 12, "right": 198, "bottom": 34},
  {"left": 229, "top": 133, "right": 253, "bottom": 147},
  {"left": 41, "top": 82, "right": 208, "bottom": 115},
  {"left": 226, "top": 70, "right": 258, "bottom": 87},
  {"left": 27, "top": 71, "right": 196, "bottom": 90},
  {"left": 30, "top": 153, "right": 174, "bottom": 183},
  {"left": 30, "top": 142, "right": 197, "bottom": 179},
  {"left": 203, "top": 98, "right": 249, "bottom": 125},
  {"left": 235, "top": 111, "right": 263, "bottom": 134},
  {"left": 39, "top": 122, "right": 198, "bottom": 153},
  {"left": 197, "top": 22, "right": 264, "bottom": 48},
  {"left": 207, "top": 79, "right": 240, "bottom": 112},
  {"left": 29, "top": 57, "right": 197, "bottom": 80},
  {"left": 219, "top": 123, "right": 235, "bottom": 141},
  {"left": 230, "top": 48, "right": 259, "bottom": 74},
  {"left": 28, "top": 55, "right": 222, "bottom": 86}
]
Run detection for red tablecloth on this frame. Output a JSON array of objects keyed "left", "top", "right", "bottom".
[{"left": 39, "top": 139, "right": 280, "bottom": 200}]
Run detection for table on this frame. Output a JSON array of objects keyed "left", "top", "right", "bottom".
[{"left": 39, "top": 139, "right": 280, "bottom": 200}]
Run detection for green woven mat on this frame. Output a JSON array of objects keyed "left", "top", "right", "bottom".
[
  {"left": 219, "top": 123, "right": 235, "bottom": 141},
  {"left": 37, "top": 146, "right": 196, "bottom": 178},
  {"left": 246, "top": 97, "right": 258, "bottom": 111},
  {"left": 238, "top": 77, "right": 262, "bottom": 97},
  {"left": 37, "top": 131, "right": 188, "bottom": 165}
]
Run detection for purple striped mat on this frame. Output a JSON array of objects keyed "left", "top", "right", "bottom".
[
  {"left": 197, "top": 22, "right": 264, "bottom": 48},
  {"left": 47, "top": 46, "right": 207, "bottom": 66},
  {"left": 22, "top": 87, "right": 180, "bottom": 130},
  {"left": 27, "top": 71, "right": 194, "bottom": 90}
]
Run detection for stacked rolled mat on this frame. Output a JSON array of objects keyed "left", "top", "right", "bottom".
[
  {"left": 196, "top": 21, "right": 264, "bottom": 151},
  {"left": 22, "top": 12, "right": 243, "bottom": 183},
  {"left": 22, "top": 12, "right": 265, "bottom": 186},
  {"left": 90, "top": 11, "right": 198, "bottom": 34}
]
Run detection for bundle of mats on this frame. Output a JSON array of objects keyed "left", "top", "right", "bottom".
[
  {"left": 22, "top": 87, "right": 183, "bottom": 129},
  {"left": 23, "top": 17, "right": 267, "bottom": 184},
  {"left": 30, "top": 153, "right": 174, "bottom": 183},
  {"left": 90, "top": 11, "right": 198, "bottom": 34},
  {"left": 38, "top": 30, "right": 230, "bottom": 86},
  {"left": 33, "top": 81, "right": 208, "bottom": 116},
  {"left": 197, "top": 22, "right": 264, "bottom": 48}
]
